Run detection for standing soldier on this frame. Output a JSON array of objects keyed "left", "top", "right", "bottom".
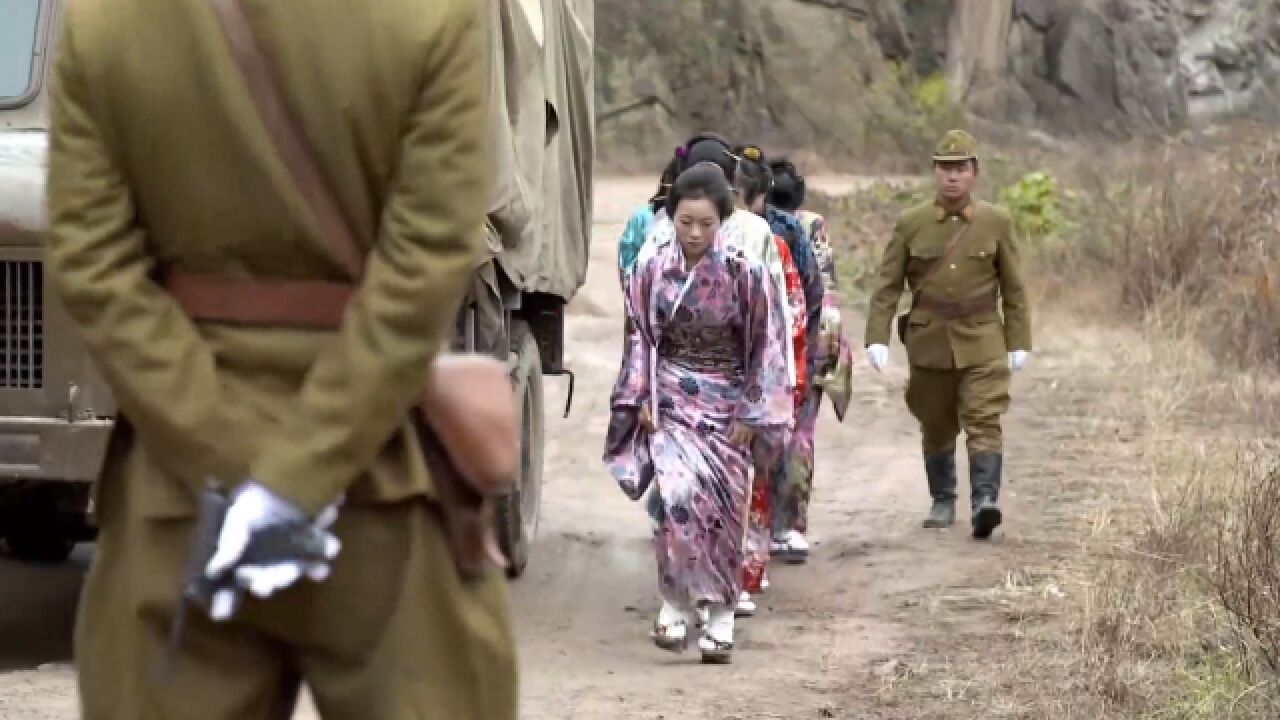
[
  {"left": 863, "top": 130, "right": 1032, "bottom": 539},
  {"left": 45, "top": 0, "right": 515, "bottom": 718}
]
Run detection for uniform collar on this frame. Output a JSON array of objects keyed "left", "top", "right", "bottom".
[{"left": 934, "top": 197, "right": 975, "bottom": 222}]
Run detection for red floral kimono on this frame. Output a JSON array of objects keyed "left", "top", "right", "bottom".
[{"left": 743, "top": 235, "right": 807, "bottom": 593}]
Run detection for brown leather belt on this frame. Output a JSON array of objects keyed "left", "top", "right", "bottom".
[
  {"left": 163, "top": 269, "right": 353, "bottom": 329},
  {"left": 914, "top": 290, "right": 999, "bottom": 320}
]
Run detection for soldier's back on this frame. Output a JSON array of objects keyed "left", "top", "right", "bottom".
[
  {"left": 48, "top": 2, "right": 516, "bottom": 718},
  {"left": 62, "top": 0, "right": 465, "bottom": 278}
]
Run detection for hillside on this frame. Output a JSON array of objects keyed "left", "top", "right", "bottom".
[{"left": 595, "top": 0, "right": 1280, "bottom": 168}]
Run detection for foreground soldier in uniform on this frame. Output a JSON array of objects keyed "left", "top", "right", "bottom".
[
  {"left": 863, "top": 130, "right": 1032, "bottom": 539},
  {"left": 45, "top": 0, "right": 516, "bottom": 717}
]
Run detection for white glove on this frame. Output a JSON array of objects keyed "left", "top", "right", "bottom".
[
  {"left": 205, "top": 482, "right": 343, "bottom": 621},
  {"left": 1008, "top": 350, "right": 1029, "bottom": 373},
  {"left": 866, "top": 344, "right": 889, "bottom": 372}
]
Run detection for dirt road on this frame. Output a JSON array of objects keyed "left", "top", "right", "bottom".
[{"left": 0, "top": 176, "right": 1050, "bottom": 719}]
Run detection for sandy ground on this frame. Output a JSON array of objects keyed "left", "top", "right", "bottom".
[{"left": 0, "top": 176, "right": 1057, "bottom": 719}]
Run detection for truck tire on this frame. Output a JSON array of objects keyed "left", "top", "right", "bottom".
[
  {"left": 3, "top": 498, "right": 77, "bottom": 564},
  {"left": 5, "top": 528, "right": 76, "bottom": 564},
  {"left": 497, "top": 320, "right": 544, "bottom": 579}
]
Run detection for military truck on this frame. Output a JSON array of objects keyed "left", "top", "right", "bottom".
[{"left": 0, "top": 0, "right": 593, "bottom": 578}]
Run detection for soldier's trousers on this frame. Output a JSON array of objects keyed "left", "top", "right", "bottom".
[
  {"left": 905, "top": 359, "right": 1011, "bottom": 455},
  {"left": 75, "top": 447, "right": 518, "bottom": 720}
]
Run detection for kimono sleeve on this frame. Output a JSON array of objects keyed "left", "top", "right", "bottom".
[
  {"left": 603, "top": 254, "right": 658, "bottom": 500},
  {"left": 616, "top": 205, "right": 652, "bottom": 283},
  {"left": 756, "top": 227, "right": 796, "bottom": 388},
  {"left": 788, "top": 224, "right": 825, "bottom": 380},
  {"left": 809, "top": 214, "right": 838, "bottom": 293},
  {"left": 735, "top": 260, "right": 794, "bottom": 432},
  {"left": 610, "top": 254, "right": 656, "bottom": 410}
]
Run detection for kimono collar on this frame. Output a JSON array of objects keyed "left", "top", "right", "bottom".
[{"left": 933, "top": 197, "right": 975, "bottom": 223}]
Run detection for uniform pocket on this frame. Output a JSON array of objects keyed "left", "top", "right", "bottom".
[
  {"left": 965, "top": 243, "right": 998, "bottom": 266},
  {"left": 907, "top": 245, "right": 943, "bottom": 277},
  {"left": 908, "top": 244, "right": 943, "bottom": 261},
  {"left": 967, "top": 242, "right": 997, "bottom": 259}
]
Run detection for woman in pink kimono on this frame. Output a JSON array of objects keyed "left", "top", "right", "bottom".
[{"left": 604, "top": 162, "right": 792, "bottom": 664}]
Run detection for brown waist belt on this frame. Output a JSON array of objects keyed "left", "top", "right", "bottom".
[
  {"left": 164, "top": 269, "right": 353, "bottom": 329},
  {"left": 913, "top": 291, "right": 999, "bottom": 320}
]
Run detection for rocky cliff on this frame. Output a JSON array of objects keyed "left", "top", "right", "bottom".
[{"left": 595, "top": 0, "right": 1280, "bottom": 167}]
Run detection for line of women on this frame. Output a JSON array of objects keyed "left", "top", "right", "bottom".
[{"left": 605, "top": 133, "right": 852, "bottom": 664}]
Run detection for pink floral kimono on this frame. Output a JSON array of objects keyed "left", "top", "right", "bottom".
[{"left": 604, "top": 227, "right": 792, "bottom": 610}]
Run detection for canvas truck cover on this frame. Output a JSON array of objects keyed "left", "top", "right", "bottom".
[
  {"left": 485, "top": 0, "right": 595, "bottom": 302},
  {"left": 2, "top": 0, "right": 594, "bottom": 305}
]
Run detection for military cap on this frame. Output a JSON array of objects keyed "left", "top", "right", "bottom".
[{"left": 933, "top": 129, "right": 978, "bottom": 162}]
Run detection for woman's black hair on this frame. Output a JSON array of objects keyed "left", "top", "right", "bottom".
[
  {"left": 767, "top": 157, "right": 805, "bottom": 213},
  {"left": 668, "top": 161, "right": 734, "bottom": 221},
  {"left": 678, "top": 131, "right": 735, "bottom": 176},
  {"left": 730, "top": 144, "right": 772, "bottom": 208},
  {"left": 649, "top": 155, "right": 681, "bottom": 213}
]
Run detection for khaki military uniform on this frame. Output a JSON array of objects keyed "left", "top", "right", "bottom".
[
  {"left": 867, "top": 198, "right": 1031, "bottom": 452},
  {"left": 864, "top": 130, "right": 1032, "bottom": 536},
  {"left": 45, "top": 0, "right": 515, "bottom": 717}
]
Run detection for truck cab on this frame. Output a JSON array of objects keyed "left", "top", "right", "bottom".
[
  {"left": 0, "top": 0, "right": 113, "bottom": 562},
  {"left": 0, "top": 0, "right": 594, "bottom": 573}
]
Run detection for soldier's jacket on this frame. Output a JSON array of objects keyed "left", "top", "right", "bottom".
[
  {"left": 864, "top": 199, "right": 1032, "bottom": 369},
  {"left": 45, "top": 0, "right": 489, "bottom": 517}
]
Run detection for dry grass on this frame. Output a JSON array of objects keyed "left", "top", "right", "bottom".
[
  {"left": 1001, "top": 127, "right": 1280, "bottom": 718},
  {"left": 1035, "top": 126, "right": 1280, "bottom": 373},
  {"left": 852, "top": 315, "right": 1278, "bottom": 719}
]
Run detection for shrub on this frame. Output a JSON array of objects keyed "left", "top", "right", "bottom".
[
  {"left": 999, "top": 171, "right": 1067, "bottom": 242},
  {"left": 1040, "top": 130, "right": 1280, "bottom": 372}
]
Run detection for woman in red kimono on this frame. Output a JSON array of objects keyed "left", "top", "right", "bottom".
[{"left": 735, "top": 150, "right": 809, "bottom": 616}]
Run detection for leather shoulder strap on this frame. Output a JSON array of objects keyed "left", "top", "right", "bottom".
[{"left": 208, "top": 0, "right": 366, "bottom": 280}]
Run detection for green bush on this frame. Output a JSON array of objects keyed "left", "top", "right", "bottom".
[{"left": 999, "top": 171, "right": 1066, "bottom": 241}]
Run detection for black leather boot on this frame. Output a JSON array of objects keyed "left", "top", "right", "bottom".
[
  {"left": 970, "top": 452, "right": 1004, "bottom": 539},
  {"left": 922, "top": 450, "right": 957, "bottom": 528}
]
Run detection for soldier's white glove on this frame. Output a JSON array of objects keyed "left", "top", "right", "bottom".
[
  {"left": 866, "top": 344, "right": 889, "bottom": 372},
  {"left": 205, "top": 482, "right": 342, "bottom": 621},
  {"left": 1008, "top": 350, "right": 1029, "bottom": 373}
]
